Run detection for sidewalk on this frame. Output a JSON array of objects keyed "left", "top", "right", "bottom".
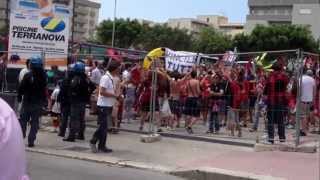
[
  {"left": 61, "top": 112, "right": 320, "bottom": 148},
  {"left": 28, "top": 126, "right": 319, "bottom": 180}
]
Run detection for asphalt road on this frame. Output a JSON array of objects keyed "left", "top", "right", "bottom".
[{"left": 26, "top": 152, "right": 185, "bottom": 180}]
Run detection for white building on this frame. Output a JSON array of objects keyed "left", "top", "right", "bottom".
[
  {"left": 73, "top": 0, "right": 101, "bottom": 41},
  {"left": 167, "top": 15, "right": 244, "bottom": 36}
]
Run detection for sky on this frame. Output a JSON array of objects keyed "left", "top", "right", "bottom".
[{"left": 98, "top": 0, "right": 249, "bottom": 23}]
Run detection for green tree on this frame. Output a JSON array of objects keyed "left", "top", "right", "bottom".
[
  {"left": 234, "top": 25, "right": 319, "bottom": 53},
  {"left": 96, "top": 18, "right": 144, "bottom": 48},
  {"left": 193, "top": 27, "right": 232, "bottom": 54},
  {"left": 135, "top": 24, "right": 193, "bottom": 51}
]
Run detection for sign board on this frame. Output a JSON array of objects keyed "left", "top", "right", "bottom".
[
  {"left": 165, "top": 48, "right": 199, "bottom": 74},
  {"left": 8, "top": 0, "right": 73, "bottom": 67}
]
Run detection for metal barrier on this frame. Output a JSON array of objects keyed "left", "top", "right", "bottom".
[{"left": 0, "top": 49, "right": 319, "bottom": 147}]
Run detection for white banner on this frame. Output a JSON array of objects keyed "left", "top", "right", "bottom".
[
  {"left": 8, "top": 0, "right": 73, "bottom": 67},
  {"left": 165, "top": 48, "right": 199, "bottom": 74}
]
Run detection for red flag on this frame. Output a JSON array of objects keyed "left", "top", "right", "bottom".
[{"left": 106, "top": 48, "right": 123, "bottom": 62}]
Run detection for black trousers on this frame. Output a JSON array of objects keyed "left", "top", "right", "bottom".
[
  {"left": 20, "top": 103, "right": 42, "bottom": 144},
  {"left": 68, "top": 103, "right": 86, "bottom": 138},
  {"left": 59, "top": 104, "right": 70, "bottom": 136},
  {"left": 267, "top": 104, "right": 286, "bottom": 143},
  {"left": 91, "top": 106, "right": 113, "bottom": 149}
]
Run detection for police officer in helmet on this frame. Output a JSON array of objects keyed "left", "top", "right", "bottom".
[
  {"left": 18, "top": 55, "right": 47, "bottom": 147},
  {"left": 63, "top": 61, "right": 90, "bottom": 142}
]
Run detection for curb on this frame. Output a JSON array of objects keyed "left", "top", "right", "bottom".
[
  {"left": 27, "top": 148, "right": 285, "bottom": 180},
  {"left": 26, "top": 147, "right": 174, "bottom": 173},
  {"left": 87, "top": 124, "right": 255, "bottom": 148},
  {"left": 171, "top": 167, "right": 287, "bottom": 180}
]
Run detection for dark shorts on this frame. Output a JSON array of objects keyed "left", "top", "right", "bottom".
[
  {"left": 169, "top": 99, "right": 182, "bottom": 115},
  {"left": 183, "top": 97, "right": 200, "bottom": 117},
  {"left": 249, "top": 96, "right": 257, "bottom": 108}
]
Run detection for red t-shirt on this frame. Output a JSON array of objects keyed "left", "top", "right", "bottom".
[
  {"left": 130, "top": 67, "right": 141, "bottom": 86},
  {"left": 230, "top": 81, "right": 242, "bottom": 108},
  {"left": 201, "top": 77, "right": 211, "bottom": 98},
  {"left": 239, "top": 80, "right": 250, "bottom": 101}
]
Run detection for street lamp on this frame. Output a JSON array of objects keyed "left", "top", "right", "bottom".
[{"left": 111, "top": 0, "right": 117, "bottom": 47}]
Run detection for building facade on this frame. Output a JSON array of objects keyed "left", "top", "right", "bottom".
[
  {"left": 0, "top": 0, "right": 8, "bottom": 31},
  {"left": 73, "top": 0, "right": 101, "bottom": 41},
  {"left": 167, "top": 15, "right": 244, "bottom": 36},
  {"left": 167, "top": 18, "right": 209, "bottom": 34},
  {"left": 245, "top": 0, "right": 320, "bottom": 40}
]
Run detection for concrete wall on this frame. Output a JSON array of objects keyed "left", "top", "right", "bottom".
[
  {"left": 292, "top": 4, "right": 320, "bottom": 40},
  {"left": 197, "top": 15, "right": 228, "bottom": 28},
  {"left": 244, "top": 20, "right": 268, "bottom": 34},
  {"left": 73, "top": 0, "right": 101, "bottom": 41},
  {"left": 249, "top": 0, "right": 320, "bottom": 6}
]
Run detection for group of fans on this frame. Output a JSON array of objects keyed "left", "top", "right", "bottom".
[{"left": 15, "top": 54, "right": 320, "bottom": 152}]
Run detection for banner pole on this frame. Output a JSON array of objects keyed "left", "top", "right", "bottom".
[{"left": 295, "top": 49, "right": 303, "bottom": 148}]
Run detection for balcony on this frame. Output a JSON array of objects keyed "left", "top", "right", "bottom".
[
  {"left": 74, "top": 27, "right": 87, "bottom": 33},
  {"left": 248, "top": 0, "right": 320, "bottom": 6},
  {"left": 0, "top": 1, "right": 7, "bottom": 9},
  {"left": 74, "top": 17, "right": 88, "bottom": 24},
  {"left": 247, "top": 14, "right": 292, "bottom": 22},
  {"left": 75, "top": 7, "right": 89, "bottom": 16}
]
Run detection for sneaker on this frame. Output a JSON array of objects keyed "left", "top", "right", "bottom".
[
  {"left": 98, "top": 148, "right": 113, "bottom": 153},
  {"left": 90, "top": 143, "right": 98, "bottom": 153},
  {"left": 249, "top": 128, "right": 257, "bottom": 132},
  {"left": 300, "top": 131, "right": 307, "bottom": 136},
  {"left": 28, "top": 143, "right": 35, "bottom": 148},
  {"left": 263, "top": 140, "right": 274, "bottom": 145},
  {"left": 58, "top": 133, "right": 65, "bottom": 137},
  {"left": 186, "top": 127, "right": 193, "bottom": 134},
  {"left": 206, "top": 130, "right": 213, "bottom": 134},
  {"left": 63, "top": 137, "right": 75, "bottom": 142},
  {"left": 157, "top": 128, "right": 163, "bottom": 133}
]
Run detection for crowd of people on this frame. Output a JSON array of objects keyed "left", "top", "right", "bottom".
[{"left": 14, "top": 53, "right": 320, "bottom": 153}]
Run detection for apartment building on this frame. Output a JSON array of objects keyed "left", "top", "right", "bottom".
[
  {"left": 73, "top": 0, "right": 101, "bottom": 41},
  {"left": 0, "top": 0, "right": 8, "bottom": 31},
  {"left": 167, "top": 18, "right": 209, "bottom": 34},
  {"left": 245, "top": 0, "right": 320, "bottom": 39},
  {"left": 168, "top": 15, "right": 244, "bottom": 36}
]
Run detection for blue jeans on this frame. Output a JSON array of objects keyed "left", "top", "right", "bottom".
[
  {"left": 19, "top": 103, "right": 42, "bottom": 144},
  {"left": 209, "top": 111, "right": 220, "bottom": 132},
  {"left": 91, "top": 106, "right": 113, "bottom": 149}
]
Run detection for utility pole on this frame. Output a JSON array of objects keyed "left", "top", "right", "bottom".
[
  {"left": 71, "top": 0, "right": 76, "bottom": 54},
  {"left": 111, "top": 0, "right": 117, "bottom": 48},
  {"left": 5, "top": 0, "right": 10, "bottom": 34}
]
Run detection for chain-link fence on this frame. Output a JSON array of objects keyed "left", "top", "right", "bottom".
[{"left": 0, "top": 49, "right": 319, "bottom": 147}]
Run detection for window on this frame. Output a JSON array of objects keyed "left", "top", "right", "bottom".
[{"left": 300, "top": 9, "right": 312, "bottom": 15}]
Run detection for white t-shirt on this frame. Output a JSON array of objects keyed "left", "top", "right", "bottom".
[
  {"left": 90, "top": 67, "right": 103, "bottom": 85},
  {"left": 97, "top": 72, "right": 116, "bottom": 107},
  {"left": 18, "top": 68, "right": 29, "bottom": 83},
  {"left": 301, "top": 75, "right": 316, "bottom": 102},
  {"left": 51, "top": 87, "right": 60, "bottom": 114}
]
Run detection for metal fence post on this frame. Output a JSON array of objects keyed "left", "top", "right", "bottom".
[
  {"left": 295, "top": 49, "right": 303, "bottom": 147},
  {"left": 41, "top": 51, "right": 46, "bottom": 67},
  {"left": 148, "top": 59, "right": 157, "bottom": 135}
]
